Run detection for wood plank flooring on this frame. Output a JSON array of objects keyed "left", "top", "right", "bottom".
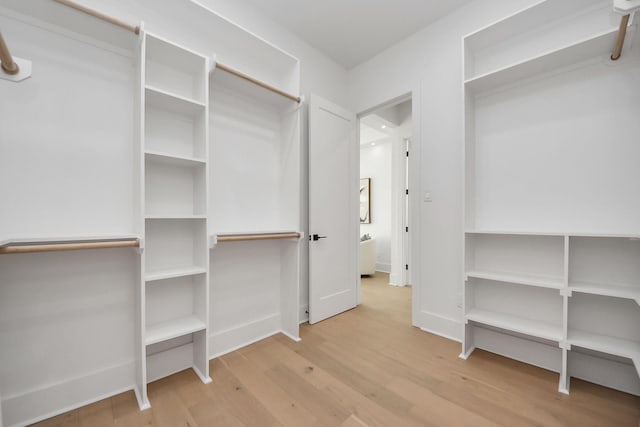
[{"left": 33, "top": 272, "right": 640, "bottom": 426}]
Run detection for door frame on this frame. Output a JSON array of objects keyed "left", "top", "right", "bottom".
[{"left": 356, "top": 88, "right": 421, "bottom": 327}]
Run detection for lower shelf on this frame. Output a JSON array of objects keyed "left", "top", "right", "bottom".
[
  {"left": 145, "top": 315, "right": 206, "bottom": 345},
  {"left": 466, "top": 270, "right": 563, "bottom": 290},
  {"left": 569, "top": 329, "right": 640, "bottom": 374},
  {"left": 569, "top": 282, "right": 640, "bottom": 305},
  {"left": 466, "top": 308, "right": 563, "bottom": 342}
]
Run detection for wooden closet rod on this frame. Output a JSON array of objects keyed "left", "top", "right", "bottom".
[
  {"left": 216, "top": 62, "right": 302, "bottom": 103},
  {"left": 54, "top": 0, "right": 141, "bottom": 35},
  {"left": 0, "top": 239, "right": 140, "bottom": 254},
  {"left": 217, "top": 232, "right": 301, "bottom": 242},
  {"left": 0, "top": 32, "right": 19, "bottom": 75},
  {"left": 611, "top": 14, "right": 631, "bottom": 60}
]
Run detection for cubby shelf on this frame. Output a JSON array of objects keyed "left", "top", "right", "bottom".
[
  {"left": 145, "top": 215, "right": 207, "bottom": 220},
  {"left": 145, "top": 266, "right": 207, "bottom": 282},
  {"left": 145, "top": 86, "right": 205, "bottom": 116},
  {"left": 463, "top": 0, "right": 640, "bottom": 395},
  {"left": 466, "top": 308, "right": 563, "bottom": 342},
  {"left": 145, "top": 316, "right": 206, "bottom": 346},
  {"left": 145, "top": 151, "right": 206, "bottom": 167},
  {"left": 466, "top": 230, "right": 640, "bottom": 239},
  {"left": 137, "top": 30, "right": 211, "bottom": 408},
  {"left": 570, "top": 282, "right": 640, "bottom": 304},
  {"left": 466, "top": 270, "right": 563, "bottom": 290},
  {"left": 465, "top": 26, "right": 632, "bottom": 94},
  {"left": 569, "top": 329, "right": 640, "bottom": 375}
]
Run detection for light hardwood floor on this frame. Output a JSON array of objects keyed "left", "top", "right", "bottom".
[{"left": 34, "top": 272, "right": 639, "bottom": 426}]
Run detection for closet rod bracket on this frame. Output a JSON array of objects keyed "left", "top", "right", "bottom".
[
  {"left": 0, "top": 32, "right": 31, "bottom": 82},
  {"left": 0, "top": 56, "right": 31, "bottom": 82}
]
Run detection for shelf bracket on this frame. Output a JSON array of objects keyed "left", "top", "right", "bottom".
[
  {"left": 614, "top": 0, "right": 640, "bottom": 15},
  {"left": 209, "top": 53, "right": 217, "bottom": 73},
  {"left": 0, "top": 32, "right": 31, "bottom": 82}
]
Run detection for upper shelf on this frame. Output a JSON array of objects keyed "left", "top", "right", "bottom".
[
  {"left": 465, "top": 26, "right": 633, "bottom": 95},
  {"left": 570, "top": 282, "right": 640, "bottom": 305},
  {"left": 569, "top": 329, "right": 640, "bottom": 376},
  {"left": 145, "top": 86, "right": 205, "bottom": 117},
  {"left": 464, "top": 0, "right": 617, "bottom": 80},
  {"left": 0, "top": 0, "right": 138, "bottom": 54},
  {"left": 132, "top": 0, "right": 300, "bottom": 94}
]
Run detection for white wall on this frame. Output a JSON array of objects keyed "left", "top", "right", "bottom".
[
  {"left": 360, "top": 141, "right": 392, "bottom": 272},
  {"left": 0, "top": 1, "right": 348, "bottom": 424},
  {"left": 348, "top": 0, "right": 540, "bottom": 339},
  {"left": 166, "top": 0, "right": 351, "bottom": 320}
]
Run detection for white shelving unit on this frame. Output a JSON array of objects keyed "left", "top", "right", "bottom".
[
  {"left": 463, "top": 0, "right": 640, "bottom": 397},
  {"left": 135, "top": 31, "right": 211, "bottom": 409},
  {"left": 208, "top": 52, "right": 302, "bottom": 357}
]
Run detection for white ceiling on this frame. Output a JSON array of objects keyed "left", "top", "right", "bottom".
[{"left": 237, "top": 0, "right": 473, "bottom": 69}]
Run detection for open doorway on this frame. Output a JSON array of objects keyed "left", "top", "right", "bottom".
[{"left": 358, "top": 97, "right": 412, "bottom": 320}]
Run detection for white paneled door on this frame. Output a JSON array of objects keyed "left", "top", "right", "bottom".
[{"left": 309, "top": 94, "right": 358, "bottom": 324}]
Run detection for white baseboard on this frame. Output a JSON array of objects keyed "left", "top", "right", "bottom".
[
  {"left": 389, "top": 273, "right": 403, "bottom": 286},
  {"left": 299, "top": 304, "right": 309, "bottom": 324},
  {"left": 419, "top": 310, "right": 462, "bottom": 342},
  {"left": 2, "top": 362, "right": 134, "bottom": 427},
  {"left": 209, "top": 313, "right": 281, "bottom": 359},
  {"left": 146, "top": 342, "right": 194, "bottom": 383},
  {"left": 375, "top": 263, "right": 391, "bottom": 273}
]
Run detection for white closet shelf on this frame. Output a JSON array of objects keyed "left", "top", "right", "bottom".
[
  {"left": 145, "top": 86, "right": 205, "bottom": 116},
  {"left": 466, "top": 230, "right": 567, "bottom": 237},
  {"left": 0, "top": 0, "right": 137, "bottom": 54},
  {"left": 466, "top": 308, "right": 563, "bottom": 342},
  {"left": 145, "top": 151, "right": 206, "bottom": 167},
  {"left": 145, "top": 315, "right": 206, "bottom": 346},
  {"left": 145, "top": 215, "right": 207, "bottom": 220},
  {"left": 466, "top": 230, "right": 640, "bottom": 239},
  {"left": 569, "top": 282, "right": 640, "bottom": 304},
  {"left": 569, "top": 329, "right": 640, "bottom": 374},
  {"left": 466, "top": 270, "right": 563, "bottom": 290},
  {"left": 145, "top": 266, "right": 207, "bottom": 282},
  {"left": 465, "top": 26, "right": 631, "bottom": 94}
]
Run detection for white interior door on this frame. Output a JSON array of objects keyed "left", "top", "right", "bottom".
[{"left": 309, "top": 94, "right": 358, "bottom": 324}]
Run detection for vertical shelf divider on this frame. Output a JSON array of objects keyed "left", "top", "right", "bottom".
[{"left": 136, "top": 31, "right": 212, "bottom": 409}]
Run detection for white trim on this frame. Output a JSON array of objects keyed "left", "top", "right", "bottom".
[
  {"left": 375, "top": 263, "right": 391, "bottom": 273},
  {"left": 2, "top": 362, "right": 134, "bottom": 427},
  {"left": 299, "top": 304, "right": 309, "bottom": 324},
  {"left": 419, "top": 310, "right": 462, "bottom": 342},
  {"left": 208, "top": 313, "right": 281, "bottom": 359},
  {"left": 355, "top": 87, "right": 419, "bottom": 325}
]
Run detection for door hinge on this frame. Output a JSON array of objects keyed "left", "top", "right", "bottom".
[
  {"left": 406, "top": 151, "right": 409, "bottom": 157},
  {"left": 405, "top": 264, "right": 409, "bottom": 270},
  {"left": 405, "top": 226, "right": 408, "bottom": 232},
  {"left": 405, "top": 189, "right": 409, "bottom": 195}
]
